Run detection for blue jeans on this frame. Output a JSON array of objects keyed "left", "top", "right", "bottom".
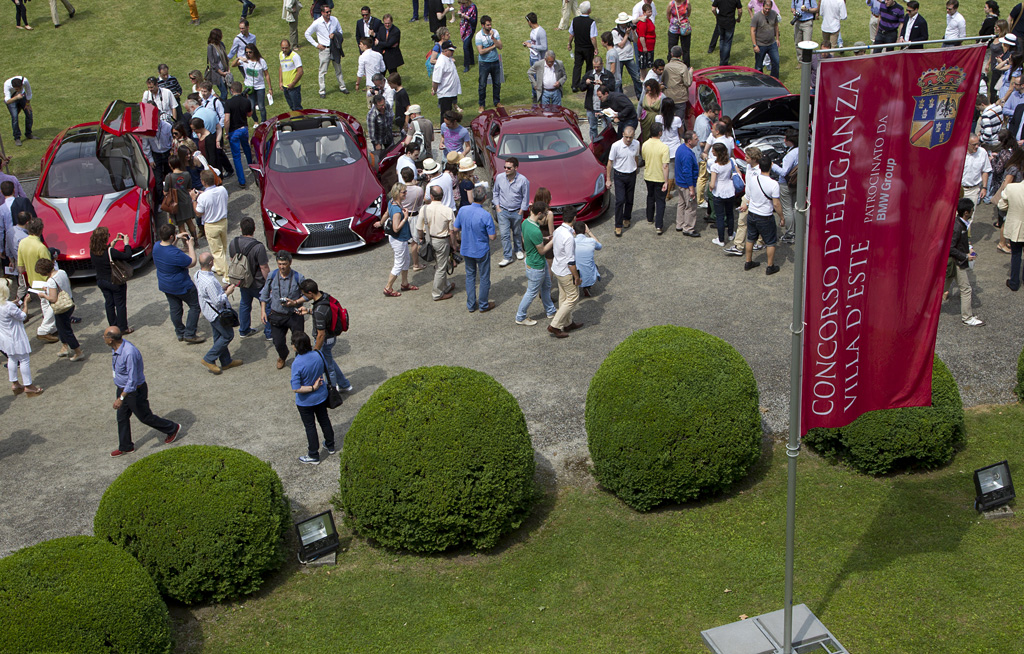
[
  {"left": 516, "top": 264, "right": 556, "bottom": 321},
  {"left": 463, "top": 35, "right": 475, "bottom": 70},
  {"left": 496, "top": 209, "right": 523, "bottom": 261},
  {"left": 463, "top": 253, "right": 491, "bottom": 310},
  {"left": 321, "top": 337, "right": 351, "bottom": 389},
  {"left": 247, "top": 88, "right": 267, "bottom": 123},
  {"left": 712, "top": 195, "right": 736, "bottom": 242},
  {"left": 719, "top": 27, "right": 735, "bottom": 66},
  {"left": 165, "top": 287, "right": 200, "bottom": 339},
  {"left": 7, "top": 99, "right": 32, "bottom": 140},
  {"left": 540, "top": 88, "right": 562, "bottom": 106},
  {"left": 283, "top": 86, "right": 303, "bottom": 110},
  {"left": 238, "top": 0, "right": 255, "bottom": 18},
  {"left": 229, "top": 126, "right": 253, "bottom": 186},
  {"left": 204, "top": 318, "right": 234, "bottom": 366},
  {"left": 755, "top": 42, "right": 779, "bottom": 79},
  {"left": 238, "top": 286, "right": 260, "bottom": 334},
  {"left": 1010, "top": 241, "right": 1024, "bottom": 290},
  {"left": 587, "top": 110, "right": 609, "bottom": 143},
  {"left": 411, "top": 0, "right": 420, "bottom": 19},
  {"left": 621, "top": 57, "right": 642, "bottom": 98},
  {"left": 478, "top": 59, "right": 501, "bottom": 108},
  {"left": 529, "top": 55, "right": 540, "bottom": 101}
]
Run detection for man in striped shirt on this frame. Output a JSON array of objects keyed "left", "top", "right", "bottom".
[
  {"left": 874, "top": 0, "right": 905, "bottom": 50},
  {"left": 195, "top": 252, "right": 243, "bottom": 374}
]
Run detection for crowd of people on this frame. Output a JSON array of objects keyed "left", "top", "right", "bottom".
[{"left": 0, "top": 0, "right": 1014, "bottom": 464}]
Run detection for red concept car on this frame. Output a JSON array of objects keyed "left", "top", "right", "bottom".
[
  {"left": 688, "top": 66, "right": 801, "bottom": 163},
  {"left": 32, "top": 101, "right": 159, "bottom": 277},
  {"left": 249, "top": 109, "right": 398, "bottom": 254},
  {"left": 469, "top": 105, "right": 614, "bottom": 223}
]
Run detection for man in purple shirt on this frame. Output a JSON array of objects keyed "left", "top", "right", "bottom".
[
  {"left": 452, "top": 186, "right": 497, "bottom": 312},
  {"left": 104, "top": 326, "right": 181, "bottom": 458}
]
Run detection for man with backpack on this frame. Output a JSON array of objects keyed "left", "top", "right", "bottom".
[
  {"left": 227, "top": 217, "right": 271, "bottom": 339},
  {"left": 298, "top": 279, "right": 354, "bottom": 392}
]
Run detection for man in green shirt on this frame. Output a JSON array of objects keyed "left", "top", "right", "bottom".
[{"left": 514, "top": 201, "right": 557, "bottom": 326}]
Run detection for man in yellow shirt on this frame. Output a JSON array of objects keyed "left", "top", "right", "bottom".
[
  {"left": 279, "top": 39, "right": 305, "bottom": 111},
  {"left": 641, "top": 122, "right": 671, "bottom": 235},
  {"left": 16, "top": 218, "right": 57, "bottom": 341}
]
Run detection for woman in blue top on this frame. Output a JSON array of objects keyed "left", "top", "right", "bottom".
[
  {"left": 382, "top": 182, "right": 418, "bottom": 297},
  {"left": 290, "top": 332, "right": 335, "bottom": 465},
  {"left": 573, "top": 222, "right": 602, "bottom": 297}
]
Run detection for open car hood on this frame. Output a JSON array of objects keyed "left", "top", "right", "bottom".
[
  {"left": 732, "top": 95, "right": 801, "bottom": 131},
  {"left": 99, "top": 101, "right": 158, "bottom": 138}
]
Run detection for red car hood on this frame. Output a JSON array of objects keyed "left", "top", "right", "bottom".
[
  {"left": 505, "top": 152, "right": 604, "bottom": 206},
  {"left": 262, "top": 163, "right": 383, "bottom": 225},
  {"left": 34, "top": 189, "right": 142, "bottom": 260}
]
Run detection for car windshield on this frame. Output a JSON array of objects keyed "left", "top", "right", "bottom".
[
  {"left": 40, "top": 133, "right": 138, "bottom": 198},
  {"left": 269, "top": 128, "right": 362, "bottom": 172},
  {"left": 497, "top": 128, "right": 585, "bottom": 160}
]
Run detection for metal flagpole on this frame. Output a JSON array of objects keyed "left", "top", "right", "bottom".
[{"left": 783, "top": 40, "right": 817, "bottom": 654}]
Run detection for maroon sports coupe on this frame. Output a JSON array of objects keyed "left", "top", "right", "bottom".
[
  {"left": 470, "top": 106, "right": 614, "bottom": 223},
  {"left": 250, "top": 109, "right": 398, "bottom": 254},
  {"left": 32, "top": 101, "right": 159, "bottom": 277}
]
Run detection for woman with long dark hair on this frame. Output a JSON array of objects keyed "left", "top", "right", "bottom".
[
  {"left": 89, "top": 227, "right": 133, "bottom": 334},
  {"left": 708, "top": 142, "right": 736, "bottom": 247},
  {"left": 239, "top": 42, "right": 274, "bottom": 122},
  {"left": 207, "top": 29, "right": 231, "bottom": 98}
]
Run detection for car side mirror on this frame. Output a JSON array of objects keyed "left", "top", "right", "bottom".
[
  {"left": 249, "top": 163, "right": 263, "bottom": 176},
  {"left": 486, "top": 145, "right": 496, "bottom": 153}
]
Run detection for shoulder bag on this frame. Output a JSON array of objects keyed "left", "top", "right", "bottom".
[
  {"left": 50, "top": 279, "right": 75, "bottom": 315},
  {"left": 109, "top": 247, "right": 134, "bottom": 285},
  {"left": 730, "top": 160, "right": 746, "bottom": 196}
]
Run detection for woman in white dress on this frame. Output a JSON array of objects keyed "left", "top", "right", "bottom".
[{"left": 0, "top": 278, "right": 43, "bottom": 397}]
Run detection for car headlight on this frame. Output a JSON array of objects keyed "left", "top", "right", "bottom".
[
  {"left": 365, "top": 194, "right": 384, "bottom": 217},
  {"left": 266, "top": 209, "right": 288, "bottom": 229},
  {"left": 594, "top": 174, "right": 605, "bottom": 197}
]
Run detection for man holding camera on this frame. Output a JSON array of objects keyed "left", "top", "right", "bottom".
[{"left": 152, "top": 223, "right": 205, "bottom": 344}]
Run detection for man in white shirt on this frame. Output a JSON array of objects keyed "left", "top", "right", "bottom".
[
  {"left": 228, "top": 20, "right": 257, "bottom": 66},
  {"left": 944, "top": 0, "right": 966, "bottom": 44},
  {"left": 355, "top": 37, "right": 386, "bottom": 93},
  {"left": 3, "top": 77, "right": 34, "bottom": 146},
  {"left": 613, "top": 14, "right": 642, "bottom": 98},
  {"left": 548, "top": 211, "right": 582, "bottom": 338},
  {"left": 143, "top": 77, "right": 179, "bottom": 123},
  {"left": 305, "top": 4, "right": 349, "bottom": 99},
  {"left": 190, "top": 170, "right": 231, "bottom": 281},
  {"left": 632, "top": 0, "right": 657, "bottom": 21},
  {"left": 605, "top": 126, "right": 641, "bottom": 237},
  {"left": 431, "top": 41, "right": 462, "bottom": 117},
  {"left": 397, "top": 143, "right": 420, "bottom": 181},
  {"left": 818, "top": 0, "right": 845, "bottom": 48},
  {"left": 740, "top": 158, "right": 783, "bottom": 275},
  {"left": 423, "top": 159, "right": 455, "bottom": 211},
  {"left": 962, "top": 136, "right": 992, "bottom": 207}
]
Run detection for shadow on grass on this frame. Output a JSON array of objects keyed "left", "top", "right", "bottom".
[{"left": 812, "top": 474, "right": 972, "bottom": 616}]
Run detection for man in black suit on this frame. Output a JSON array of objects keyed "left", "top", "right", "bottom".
[
  {"left": 356, "top": 6, "right": 384, "bottom": 42},
  {"left": 374, "top": 14, "right": 404, "bottom": 73},
  {"left": 898, "top": 1, "right": 928, "bottom": 49}
]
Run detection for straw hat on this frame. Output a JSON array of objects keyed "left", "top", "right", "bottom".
[
  {"left": 458, "top": 157, "right": 477, "bottom": 173},
  {"left": 422, "top": 158, "right": 442, "bottom": 175},
  {"left": 446, "top": 151, "right": 462, "bottom": 165},
  {"left": 615, "top": 12, "right": 633, "bottom": 24}
]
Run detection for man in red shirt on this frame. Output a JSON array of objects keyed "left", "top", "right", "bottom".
[{"left": 636, "top": 4, "right": 656, "bottom": 77}]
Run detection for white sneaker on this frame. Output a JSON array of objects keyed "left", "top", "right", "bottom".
[
  {"left": 698, "top": 201, "right": 708, "bottom": 209},
  {"left": 753, "top": 243, "right": 765, "bottom": 251},
  {"left": 515, "top": 251, "right": 525, "bottom": 260},
  {"left": 711, "top": 238, "right": 725, "bottom": 246},
  {"left": 516, "top": 318, "right": 537, "bottom": 326},
  {"left": 498, "top": 258, "right": 513, "bottom": 267},
  {"left": 963, "top": 316, "right": 985, "bottom": 326},
  {"left": 723, "top": 245, "right": 744, "bottom": 256}
]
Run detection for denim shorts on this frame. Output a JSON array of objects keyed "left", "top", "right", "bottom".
[{"left": 746, "top": 212, "right": 778, "bottom": 246}]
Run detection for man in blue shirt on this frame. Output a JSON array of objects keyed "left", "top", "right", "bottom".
[
  {"left": 1002, "top": 78, "right": 1024, "bottom": 118},
  {"left": 152, "top": 223, "right": 205, "bottom": 344},
  {"left": 674, "top": 131, "right": 700, "bottom": 237},
  {"left": 791, "top": 0, "right": 818, "bottom": 53},
  {"left": 104, "top": 326, "right": 181, "bottom": 457},
  {"left": 492, "top": 156, "right": 531, "bottom": 266},
  {"left": 452, "top": 186, "right": 497, "bottom": 312}
]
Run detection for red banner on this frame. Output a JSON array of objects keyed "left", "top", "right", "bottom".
[{"left": 801, "top": 45, "right": 986, "bottom": 433}]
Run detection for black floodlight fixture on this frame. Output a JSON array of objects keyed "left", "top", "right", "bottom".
[
  {"left": 295, "top": 510, "right": 340, "bottom": 563},
  {"left": 974, "top": 461, "right": 1014, "bottom": 512}
]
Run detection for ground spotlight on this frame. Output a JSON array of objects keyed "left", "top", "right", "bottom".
[
  {"left": 295, "top": 510, "right": 340, "bottom": 564},
  {"left": 974, "top": 461, "right": 1014, "bottom": 512}
]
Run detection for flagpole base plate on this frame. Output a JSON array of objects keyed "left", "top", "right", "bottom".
[{"left": 700, "top": 604, "right": 847, "bottom": 654}]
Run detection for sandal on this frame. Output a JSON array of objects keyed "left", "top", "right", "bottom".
[
  {"left": 383, "top": 287, "right": 402, "bottom": 297},
  {"left": 412, "top": 265, "right": 426, "bottom": 272},
  {"left": 400, "top": 283, "right": 419, "bottom": 291},
  {"left": 998, "top": 244, "right": 1012, "bottom": 254},
  {"left": 11, "top": 383, "right": 24, "bottom": 396}
]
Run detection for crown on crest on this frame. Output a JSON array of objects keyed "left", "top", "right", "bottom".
[{"left": 916, "top": 66, "right": 966, "bottom": 95}]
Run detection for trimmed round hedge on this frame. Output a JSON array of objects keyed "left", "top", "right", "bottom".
[
  {"left": 94, "top": 445, "right": 290, "bottom": 604},
  {"left": 1016, "top": 344, "right": 1024, "bottom": 401},
  {"left": 338, "top": 366, "right": 535, "bottom": 553},
  {"left": 804, "top": 357, "right": 965, "bottom": 475},
  {"left": 0, "top": 536, "right": 172, "bottom": 653},
  {"left": 586, "top": 325, "right": 762, "bottom": 511}
]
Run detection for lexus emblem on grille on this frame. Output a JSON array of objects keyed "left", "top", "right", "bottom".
[{"left": 324, "top": 224, "right": 334, "bottom": 231}]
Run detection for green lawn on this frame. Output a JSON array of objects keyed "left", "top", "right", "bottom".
[
  {"left": 175, "top": 404, "right": 1023, "bottom": 653},
  {"left": 3, "top": 0, "right": 989, "bottom": 176}
]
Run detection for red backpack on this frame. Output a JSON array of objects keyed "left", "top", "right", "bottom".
[{"left": 325, "top": 294, "right": 349, "bottom": 336}]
